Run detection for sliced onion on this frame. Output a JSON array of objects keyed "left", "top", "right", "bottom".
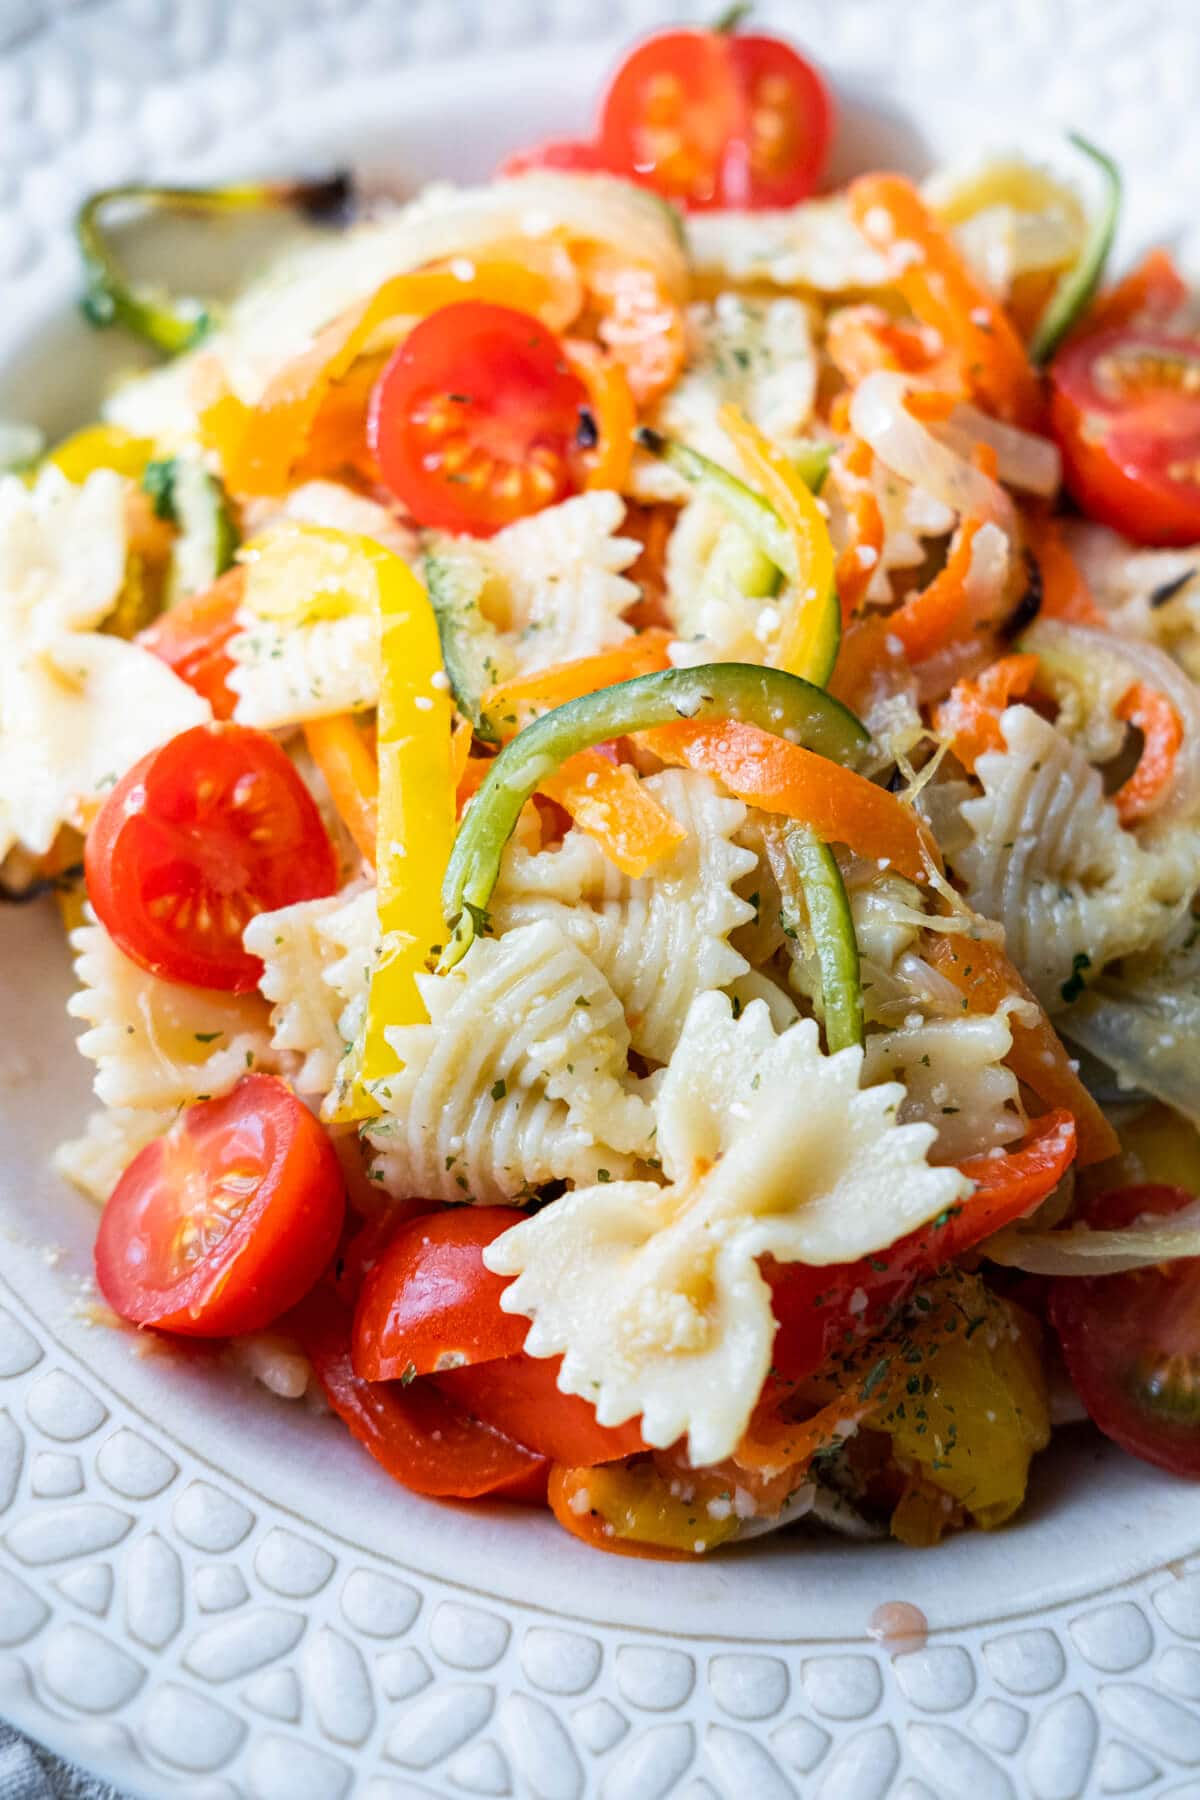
[
  {"left": 1024, "top": 618, "right": 1200, "bottom": 820},
  {"left": 985, "top": 1199, "right": 1200, "bottom": 1276},
  {"left": 849, "top": 373, "right": 1017, "bottom": 540},
  {"left": 933, "top": 403, "right": 1061, "bottom": 497}
]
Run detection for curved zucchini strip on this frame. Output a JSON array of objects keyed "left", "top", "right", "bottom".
[
  {"left": 1028, "top": 135, "right": 1121, "bottom": 365},
  {"left": 786, "top": 825, "right": 864, "bottom": 1051},
  {"left": 439, "top": 662, "right": 868, "bottom": 969},
  {"left": 76, "top": 174, "right": 352, "bottom": 355},
  {"left": 423, "top": 551, "right": 505, "bottom": 743}
]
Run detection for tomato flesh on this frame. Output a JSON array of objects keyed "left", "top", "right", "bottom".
[
  {"left": 435, "top": 1354, "right": 647, "bottom": 1467},
  {"left": 354, "top": 1206, "right": 529, "bottom": 1379},
  {"left": 498, "top": 138, "right": 608, "bottom": 178},
  {"left": 1050, "top": 1185, "right": 1200, "bottom": 1477},
  {"left": 368, "top": 301, "right": 588, "bottom": 536},
  {"left": 85, "top": 722, "right": 339, "bottom": 992},
  {"left": 296, "top": 1291, "right": 546, "bottom": 1499},
  {"left": 138, "top": 567, "right": 245, "bottom": 720},
  {"left": 598, "top": 28, "right": 832, "bottom": 211},
  {"left": 769, "top": 1111, "right": 1077, "bottom": 1382},
  {"left": 95, "top": 1075, "right": 345, "bottom": 1336},
  {"left": 1051, "top": 329, "right": 1200, "bottom": 545}
]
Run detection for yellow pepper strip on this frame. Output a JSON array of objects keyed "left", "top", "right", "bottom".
[
  {"left": 538, "top": 749, "right": 686, "bottom": 877},
  {"left": 303, "top": 715, "right": 379, "bottom": 868},
  {"left": 214, "top": 260, "right": 567, "bottom": 498},
  {"left": 360, "top": 546, "right": 457, "bottom": 1097},
  {"left": 46, "top": 424, "right": 155, "bottom": 483},
  {"left": 719, "top": 404, "right": 839, "bottom": 685}
]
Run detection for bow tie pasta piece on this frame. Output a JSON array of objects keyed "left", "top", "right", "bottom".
[
  {"left": 365, "top": 919, "right": 654, "bottom": 1205},
  {"left": 428, "top": 491, "right": 640, "bottom": 684},
  {"left": 861, "top": 1008, "right": 1028, "bottom": 1162},
  {"left": 228, "top": 612, "right": 380, "bottom": 729},
  {"left": 485, "top": 991, "right": 969, "bottom": 1466},
  {"left": 68, "top": 920, "right": 276, "bottom": 1110},
  {"left": 495, "top": 770, "right": 755, "bottom": 1065},
  {"left": 632, "top": 296, "right": 818, "bottom": 504},
  {"left": 956, "top": 704, "right": 1195, "bottom": 1009},
  {"left": 243, "top": 881, "right": 379, "bottom": 1097},
  {"left": 0, "top": 469, "right": 210, "bottom": 859},
  {"left": 53, "top": 1106, "right": 175, "bottom": 1205}
]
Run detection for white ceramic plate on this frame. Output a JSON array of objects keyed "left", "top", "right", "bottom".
[{"left": 3, "top": 4, "right": 1200, "bottom": 1796}]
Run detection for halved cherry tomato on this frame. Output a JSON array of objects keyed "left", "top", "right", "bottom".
[
  {"left": 138, "top": 567, "right": 245, "bottom": 720},
  {"left": 354, "top": 1206, "right": 529, "bottom": 1380},
  {"left": 95, "top": 1075, "right": 345, "bottom": 1336},
  {"left": 768, "top": 1111, "right": 1077, "bottom": 1382},
  {"left": 499, "top": 138, "right": 608, "bottom": 178},
  {"left": 295, "top": 1292, "right": 547, "bottom": 1499},
  {"left": 1050, "top": 329, "right": 1200, "bottom": 545},
  {"left": 368, "top": 301, "right": 588, "bottom": 536},
  {"left": 85, "top": 723, "right": 339, "bottom": 992},
  {"left": 1050, "top": 1184, "right": 1200, "bottom": 1477},
  {"left": 598, "top": 28, "right": 832, "bottom": 211},
  {"left": 435, "top": 1355, "right": 646, "bottom": 1467}
]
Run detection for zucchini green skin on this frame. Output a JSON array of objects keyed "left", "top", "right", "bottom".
[
  {"left": 1029, "top": 135, "right": 1122, "bottom": 366},
  {"left": 439, "top": 662, "right": 869, "bottom": 969},
  {"left": 142, "top": 457, "right": 238, "bottom": 604},
  {"left": 787, "top": 825, "right": 864, "bottom": 1052},
  {"left": 422, "top": 551, "right": 505, "bottom": 743},
  {"left": 635, "top": 425, "right": 841, "bottom": 687}
]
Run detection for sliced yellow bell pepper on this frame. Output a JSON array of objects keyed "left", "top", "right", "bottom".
[
  {"left": 718, "top": 404, "right": 839, "bottom": 686},
  {"left": 46, "top": 424, "right": 155, "bottom": 483}
]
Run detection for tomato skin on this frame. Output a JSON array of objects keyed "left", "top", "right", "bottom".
[
  {"left": 295, "top": 1292, "right": 547, "bottom": 1499},
  {"left": 353, "top": 1206, "right": 529, "bottom": 1380},
  {"left": 95, "top": 1076, "right": 346, "bottom": 1337},
  {"left": 85, "top": 722, "right": 339, "bottom": 993},
  {"left": 499, "top": 138, "right": 608, "bottom": 178},
  {"left": 435, "top": 1354, "right": 646, "bottom": 1466},
  {"left": 598, "top": 28, "right": 832, "bottom": 212},
  {"left": 368, "top": 302, "right": 588, "bottom": 537},
  {"left": 1050, "top": 329, "right": 1200, "bottom": 546},
  {"left": 138, "top": 567, "right": 244, "bottom": 720},
  {"left": 768, "top": 1111, "right": 1077, "bottom": 1382},
  {"left": 1050, "top": 1185, "right": 1200, "bottom": 1478}
]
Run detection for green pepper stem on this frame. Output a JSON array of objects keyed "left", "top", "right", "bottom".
[
  {"left": 786, "top": 825, "right": 864, "bottom": 1052},
  {"left": 75, "top": 174, "right": 353, "bottom": 356},
  {"left": 439, "top": 662, "right": 868, "bottom": 971}
]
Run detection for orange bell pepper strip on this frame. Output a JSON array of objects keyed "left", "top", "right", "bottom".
[
  {"left": 1069, "top": 246, "right": 1188, "bottom": 342},
  {"left": 640, "top": 717, "right": 940, "bottom": 883},
  {"left": 481, "top": 630, "right": 674, "bottom": 732},
  {"left": 848, "top": 173, "right": 1044, "bottom": 429},
  {"left": 303, "top": 714, "right": 379, "bottom": 867},
  {"left": 1113, "top": 682, "right": 1183, "bottom": 825},
  {"left": 933, "top": 652, "right": 1040, "bottom": 773},
  {"left": 537, "top": 748, "right": 686, "bottom": 877},
  {"left": 562, "top": 338, "right": 636, "bottom": 493},
  {"left": 1023, "top": 512, "right": 1106, "bottom": 626},
  {"left": 886, "top": 519, "right": 988, "bottom": 663},
  {"left": 924, "top": 933, "right": 1119, "bottom": 1166},
  {"left": 214, "top": 260, "right": 566, "bottom": 497},
  {"left": 833, "top": 440, "right": 885, "bottom": 624}
]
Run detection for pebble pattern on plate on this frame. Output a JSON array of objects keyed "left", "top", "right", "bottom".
[
  {"left": 3, "top": 1289, "right": 1200, "bottom": 1798},
  {"left": 5, "top": 0, "right": 1200, "bottom": 1794}
]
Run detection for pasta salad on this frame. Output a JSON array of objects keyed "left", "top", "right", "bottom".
[{"left": 5, "top": 15, "right": 1200, "bottom": 1557}]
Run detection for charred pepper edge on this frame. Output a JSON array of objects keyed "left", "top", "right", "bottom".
[{"left": 438, "top": 661, "right": 870, "bottom": 971}]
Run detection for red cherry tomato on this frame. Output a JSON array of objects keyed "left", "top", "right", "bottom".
[
  {"left": 1050, "top": 329, "right": 1200, "bottom": 545},
  {"left": 354, "top": 1206, "right": 529, "bottom": 1380},
  {"left": 95, "top": 1075, "right": 345, "bottom": 1337},
  {"left": 768, "top": 1111, "right": 1077, "bottom": 1382},
  {"left": 598, "top": 27, "right": 832, "bottom": 211},
  {"left": 138, "top": 566, "right": 245, "bottom": 720},
  {"left": 498, "top": 138, "right": 609, "bottom": 178},
  {"left": 435, "top": 1355, "right": 646, "bottom": 1467},
  {"left": 85, "top": 723, "right": 339, "bottom": 993},
  {"left": 368, "top": 301, "right": 589, "bottom": 537},
  {"left": 295, "top": 1292, "right": 546, "bottom": 1499},
  {"left": 1050, "top": 1184, "right": 1200, "bottom": 1477}
]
